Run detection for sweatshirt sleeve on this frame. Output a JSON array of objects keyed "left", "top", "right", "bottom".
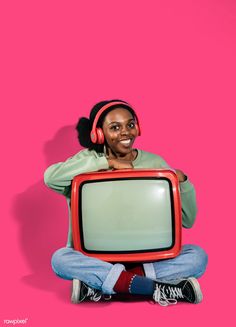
[
  {"left": 44, "top": 149, "right": 109, "bottom": 196},
  {"left": 148, "top": 152, "right": 197, "bottom": 228},
  {"left": 179, "top": 178, "right": 197, "bottom": 228}
]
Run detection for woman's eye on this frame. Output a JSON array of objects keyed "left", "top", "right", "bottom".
[
  {"left": 128, "top": 122, "right": 135, "bottom": 128},
  {"left": 110, "top": 125, "right": 120, "bottom": 131}
]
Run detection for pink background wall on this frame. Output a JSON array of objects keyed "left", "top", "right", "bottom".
[{"left": 1, "top": 0, "right": 236, "bottom": 326}]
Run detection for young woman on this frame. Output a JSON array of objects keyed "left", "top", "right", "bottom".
[{"left": 44, "top": 100, "right": 208, "bottom": 306}]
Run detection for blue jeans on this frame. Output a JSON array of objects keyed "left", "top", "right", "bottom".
[{"left": 51, "top": 244, "right": 208, "bottom": 295}]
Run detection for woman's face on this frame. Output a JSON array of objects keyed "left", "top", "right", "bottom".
[{"left": 102, "top": 108, "right": 138, "bottom": 157}]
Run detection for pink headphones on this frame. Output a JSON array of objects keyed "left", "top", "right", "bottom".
[{"left": 90, "top": 101, "right": 141, "bottom": 144}]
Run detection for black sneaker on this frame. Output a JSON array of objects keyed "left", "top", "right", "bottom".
[
  {"left": 153, "top": 277, "right": 203, "bottom": 306},
  {"left": 71, "top": 279, "right": 112, "bottom": 304}
]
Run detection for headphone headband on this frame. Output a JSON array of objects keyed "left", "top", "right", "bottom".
[
  {"left": 90, "top": 101, "right": 141, "bottom": 143},
  {"left": 91, "top": 101, "right": 131, "bottom": 133}
]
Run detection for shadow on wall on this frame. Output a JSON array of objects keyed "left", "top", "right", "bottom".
[{"left": 13, "top": 125, "right": 82, "bottom": 302}]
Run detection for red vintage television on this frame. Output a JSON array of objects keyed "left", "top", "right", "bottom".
[{"left": 71, "top": 169, "right": 182, "bottom": 263}]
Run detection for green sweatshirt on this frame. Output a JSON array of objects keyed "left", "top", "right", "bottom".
[{"left": 44, "top": 149, "right": 197, "bottom": 247}]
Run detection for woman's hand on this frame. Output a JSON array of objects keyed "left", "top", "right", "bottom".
[
  {"left": 175, "top": 169, "right": 187, "bottom": 182},
  {"left": 108, "top": 158, "right": 133, "bottom": 170}
]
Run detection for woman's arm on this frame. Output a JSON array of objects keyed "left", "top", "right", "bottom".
[
  {"left": 136, "top": 151, "right": 197, "bottom": 228},
  {"left": 44, "top": 149, "right": 109, "bottom": 196},
  {"left": 176, "top": 169, "right": 197, "bottom": 228}
]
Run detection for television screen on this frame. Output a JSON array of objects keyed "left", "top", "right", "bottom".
[{"left": 71, "top": 169, "right": 182, "bottom": 262}]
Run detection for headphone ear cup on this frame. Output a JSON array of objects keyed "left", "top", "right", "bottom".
[
  {"left": 90, "top": 130, "right": 98, "bottom": 144},
  {"left": 96, "top": 128, "right": 105, "bottom": 144}
]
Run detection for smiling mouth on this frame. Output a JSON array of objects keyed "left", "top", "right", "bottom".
[{"left": 119, "top": 139, "right": 132, "bottom": 146}]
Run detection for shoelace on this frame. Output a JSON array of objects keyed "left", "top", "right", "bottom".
[
  {"left": 167, "top": 285, "right": 184, "bottom": 300},
  {"left": 86, "top": 287, "right": 102, "bottom": 302},
  {"left": 103, "top": 295, "right": 112, "bottom": 301},
  {"left": 153, "top": 284, "right": 184, "bottom": 306},
  {"left": 81, "top": 284, "right": 112, "bottom": 302}
]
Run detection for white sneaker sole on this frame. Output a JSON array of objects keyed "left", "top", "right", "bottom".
[
  {"left": 71, "top": 279, "right": 81, "bottom": 304},
  {"left": 187, "top": 277, "right": 203, "bottom": 303}
]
